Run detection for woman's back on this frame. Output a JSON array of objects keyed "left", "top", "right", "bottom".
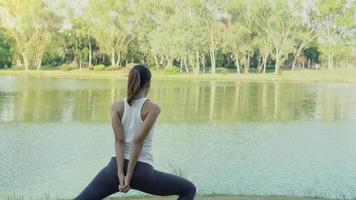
[{"left": 113, "top": 96, "right": 155, "bottom": 166}]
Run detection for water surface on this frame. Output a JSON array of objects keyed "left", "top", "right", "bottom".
[{"left": 0, "top": 76, "right": 356, "bottom": 199}]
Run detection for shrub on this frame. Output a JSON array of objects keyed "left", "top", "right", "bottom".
[
  {"left": 61, "top": 64, "right": 74, "bottom": 71},
  {"left": 93, "top": 64, "right": 105, "bottom": 71},
  {"left": 163, "top": 67, "right": 180, "bottom": 74},
  {"left": 105, "top": 66, "right": 121, "bottom": 71},
  {"left": 216, "top": 67, "right": 228, "bottom": 75}
]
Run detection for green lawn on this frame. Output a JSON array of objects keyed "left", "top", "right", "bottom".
[
  {"left": 3, "top": 194, "right": 332, "bottom": 200},
  {"left": 103, "top": 195, "right": 329, "bottom": 200},
  {"left": 1, "top": 68, "right": 356, "bottom": 83}
]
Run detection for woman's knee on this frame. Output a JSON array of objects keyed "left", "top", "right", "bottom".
[{"left": 183, "top": 180, "right": 196, "bottom": 196}]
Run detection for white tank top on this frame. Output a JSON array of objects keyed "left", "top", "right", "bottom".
[{"left": 113, "top": 96, "right": 154, "bottom": 166}]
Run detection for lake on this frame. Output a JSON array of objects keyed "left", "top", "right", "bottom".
[{"left": 0, "top": 76, "right": 356, "bottom": 199}]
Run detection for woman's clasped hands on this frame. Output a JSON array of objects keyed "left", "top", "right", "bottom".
[{"left": 118, "top": 174, "right": 131, "bottom": 193}]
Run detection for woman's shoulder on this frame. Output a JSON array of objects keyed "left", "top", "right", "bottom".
[
  {"left": 111, "top": 100, "right": 125, "bottom": 113},
  {"left": 144, "top": 100, "right": 161, "bottom": 114}
]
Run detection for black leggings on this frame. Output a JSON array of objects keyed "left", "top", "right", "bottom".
[{"left": 74, "top": 157, "right": 196, "bottom": 200}]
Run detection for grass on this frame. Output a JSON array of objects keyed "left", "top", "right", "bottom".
[
  {"left": 0, "top": 68, "right": 356, "bottom": 83},
  {"left": 104, "top": 195, "right": 333, "bottom": 200},
  {"left": 2, "top": 194, "right": 335, "bottom": 200}
]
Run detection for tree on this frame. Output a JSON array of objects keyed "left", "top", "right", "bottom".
[
  {"left": 311, "top": 0, "right": 355, "bottom": 69},
  {"left": 253, "top": 0, "right": 299, "bottom": 74},
  {"left": 0, "top": 32, "right": 13, "bottom": 67},
  {"left": 0, "top": 0, "right": 60, "bottom": 70},
  {"left": 85, "top": 0, "right": 136, "bottom": 67},
  {"left": 223, "top": 0, "right": 251, "bottom": 74},
  {"left": 193, "top": 0, "right": 226, "bottom": 74}
]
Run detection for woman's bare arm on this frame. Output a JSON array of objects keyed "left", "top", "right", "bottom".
[
  {"left": 111, "top": 102, "right": 126, "bottom": 178},
  {"left": 126, "top": 102, "right": 161, "bottom": 182}
]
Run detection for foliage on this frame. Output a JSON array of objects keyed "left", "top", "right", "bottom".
[
  {"left": 0, "top": 0, "right": 354, "bottom": 73},
  {"left": 216, "top": 67, "right": 229, "bottom": 75},
  {"left": 0, "top": 32, "right": 13, "bottom": 67},
  {"left": 163, "top": 67, "right": 180, "bottom": 74},
  {"left": 60, "top": 63, "right": 74, "bottom": 71},
  {"left": 0, "top": 0, "right": 61, "bottom": 70},
  {"left": 93, "top": 64, "right": 105, "bottom": 71},
  {"left": 105, "top": 66, "right": 121, "bottom": 71}
]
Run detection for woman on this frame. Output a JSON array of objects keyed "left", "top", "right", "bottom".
[{"left": 75, "top": 64, "right": 196, "bottom": 200}]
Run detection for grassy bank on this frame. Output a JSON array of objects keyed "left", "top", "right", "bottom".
[
  {"left": 3, "top": 195, "right": 334, "bottom": 200},
  {"left": 104, "top": 195, "right": 331, "bottom": 200},
  {"left": 103, "top": 195, "right": 334, "bottom": 200},
  {"left": 1, "top": 68, "right": 356, "bottom": 83}
]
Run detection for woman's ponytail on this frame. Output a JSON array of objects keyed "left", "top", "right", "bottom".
[{"left": 127, "top": 64, "right": 151, "bottom": 106}]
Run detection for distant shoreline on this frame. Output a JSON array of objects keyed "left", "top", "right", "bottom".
[{"left": 1, "top": 68, "right": 356, "bottom": 83}]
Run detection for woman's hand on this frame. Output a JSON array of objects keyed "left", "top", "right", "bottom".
[
  {"left": 118, "top": 174, "right": 126, "bottom": 192},
  {"left": 119, "top": 175, "right": 131, "bottom": 193}
]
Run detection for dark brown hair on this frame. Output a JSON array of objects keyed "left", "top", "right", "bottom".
[{"left": 127, "top": 64, "right": 151, "bottom": 106}]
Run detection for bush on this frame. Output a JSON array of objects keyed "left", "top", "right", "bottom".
[
  {"left": 216, "top": 67, "right": 228, "bottom": 75},
  {"left": 61, "top": 64, "right": 74, "bottom": 71},
  {"left": 105, "top": 66, "right": 121, "bottom": 71},
  {"left": 94, "top": 64, "right": 105, "bottom": 71},
  {"left": 163, "top": 67, "right": 180, "bottom": 74}
]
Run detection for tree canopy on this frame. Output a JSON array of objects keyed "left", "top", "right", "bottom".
[{"left": 0, "top": 0, "right": 355, "bottom": 73}]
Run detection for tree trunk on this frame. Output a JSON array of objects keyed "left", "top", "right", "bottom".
[
  {"left": 195, "top": 50, "right": 200, "bottom": 74},
  {"left": 184, "top": 58, "right": 189, "bottom": 72},
  {"left": 189, "top": 57, "right": 194, "bottom": 72},
  {"left": 263, "top": 53, "right": 268, "bottom": 74},
  {"left": 180, "top": 58, "right": 183, "bottom": 72},
  {"left": 209, "top": 31, "right": 216, "bottom": 74},
  {"left": 111, "top": 48, "right": 115, "bottom": 66},
  {"left": 234, "top": 53, "right": 240, "bottom": 74},
  {"left": 154, "top": 52, "right": 159, "bottom": 69},
  {"left": 116, "top": 53, "right": 121, "bottom": 67},
  {"left": 210, "top": 49, "right": 216, "bottom": 74},
  {"left": 291, "top": 51, "right": 299, "bottom": 71},
  {"left": 167, "top": 58, "right": 173, "bottom": 68},
  {"left": 243, "top": 55, "right": 247, "bottom": 73},
  {"left": 35, "top": 50, "right": 44, "bottom": 70},
  {"left": 245, "top": 53, "right": 250, "bottom": 73},
  {"left": 275, "top": 52, "right": 280, "bottom": 74},
  {"left": 201, "top": 55, "right": 205, "bottom": 73},
  {"left": 328, "top": 54, "right": 333, "bottom": 70},
  {"left": 257, "top": 55, "right": 263, "bottom": 72},
  {"left": 36, "top": 58, "right": 42, "bottom": 70},
  {"left": 22, "top": 52, "right": 29, "bottom": 71},
  {"left": 88, "top": 37, "right": 92, "bottom": 67}
]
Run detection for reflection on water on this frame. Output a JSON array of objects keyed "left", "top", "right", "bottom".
[
  {"left": 1, "top": 76, "right": 356, "bottom": 199},
  {"left": 0, "top": 76, "right": 356, "bottom": 122},
  {"left": 1, "top": 121, "right": 356, "bottom": 199}
]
